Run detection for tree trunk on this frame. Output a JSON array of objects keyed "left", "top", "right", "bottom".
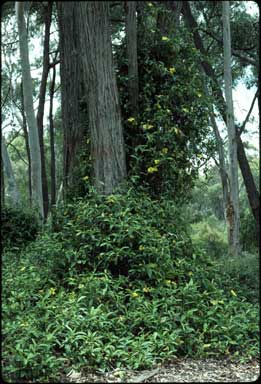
[
  {"left": 222, "top": 1, "right": 240, "bottom": 255},
  {"left": 78, "top": 1, "right": 127, "bottom": 195},
  {"left": 20, "top": 82, "right": 32, "bottom": 205},
  {"left": 236, "top": 129, "right": 260, "bottom": 245},
  {"left": 57, "top": 2, "right": 87, "bottom": 195},
  {"left": 1, "top": 135, "right": 21, "bottom": 207},
  {"left": 36, "top": 2, "right": 52, "bottom": 218},
  {"left": 125, "top": 1, "right": 139, "bottom": 117},
  {"left": 182, "top": 1, "right": 259, "bottom": 243},
  {"left": 1, "top": 158, "right": 4, "bottom": 207},
  {"left": 16, "top": 1, "right": 44, "bottom": 219},
  {"left": 49, "top": 64, "right": 56, "bottom": 206}
]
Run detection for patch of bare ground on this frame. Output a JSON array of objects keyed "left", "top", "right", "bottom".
[{"left": 63, "top": 358, "right": 260, "bottom": 383}]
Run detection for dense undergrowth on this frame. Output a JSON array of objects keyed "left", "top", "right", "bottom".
[{"left": 2, "top": 189, "right": 259, "bottom": 382}]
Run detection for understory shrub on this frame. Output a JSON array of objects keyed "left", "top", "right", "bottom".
[
  {"left": 27, "top": 188, "right": 192, "bottom": 282},
  {"left": 2, "top": 190, "right": 259, "bottom": 382},
  {"left": 1, "top": 206, "right": 39, "bottom": 250},
  {"left": 190, "top": 215, "right": 228, "bottom": 259},
  {"left": 216, "top": 251, "right": 259, "bottom": 304}
]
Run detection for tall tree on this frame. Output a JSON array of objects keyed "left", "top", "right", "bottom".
[
  {"left": 49, "top": 63, "right": 56, "bottom": 206},
  {"left": 16, "top": 1, "right": 44, "bottom": 219},
  {"left": 181, "top": 1, "right": 259, "bottom": 242},
  {"left": 78, "top": 1, "right": 127, "bottom": 194},
  {"left": 57, "top": 2, "right": 86, "bottom": 195},
  {"left": 1, "top": 135, "right": 21, "bottom": 207},
  {"left": 125, "top": 1, "right": 139, "bottom": 117},
  {"left": 36, "top": 2, "right": 52, "bottom": 218},
  {"left": 222, "top": 1, "right": 240, "bottom": 255}
]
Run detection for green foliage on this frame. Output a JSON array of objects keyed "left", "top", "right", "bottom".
[
  {"left": 190, "top": 216, "right": 228, "bottom": 259},
  {"left": 216, "top": 251, "right": 259, "bottom": 304},
  {"left": 115, "top": 9, "right": 215, "bottom": 200},
  {"left": 2, "top": 246, "right": 258, "bottom": 382},
  {"left": 240, "top": 206, "right": 258, "bottom": 251},
  {"left": 27, "top": 188, "right": 192, "bottom": 282},
  {"left": 2, "top": 190, "right": 259, "bottom": 382},
  {"left": 1, "top": 206, "right": 39, "bottom": 249}
]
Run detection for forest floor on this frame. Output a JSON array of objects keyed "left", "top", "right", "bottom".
[{"left": 63, "top": 358, "right": 260, "bottom": 383}]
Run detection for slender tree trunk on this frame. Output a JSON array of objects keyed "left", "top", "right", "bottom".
[
  {"left": 211, "top": 116, "right": 230, "bottom": 220},
  {"left": 222, "top": 1, "right": 240, "bottom": 256},
  {"left": 57, "top": 2, "right": 87, "bottom": 195},
  {"left": 1, "top": 158, "right": 4, "bottom": 207},
  {"left": 36, "top": 2, "right": 52, "bottom": 218},
  {"left": 49, "top": 64, "right": 56, "bottom": 206},
  {"left": 20, "top": 82, "right": 32, "bottom": 205},
  {"left": 125, "top": 1, "right": 139, "bottom": 117},
  {"left": 1, "top": 135, "right": 21, "bottom": 207},
  {"left": 182, "top": 1, "right": 259, "bottom": 243},
  {"left": 16, "top": 2, "right": 44, "bottom": 219},
  {"left": 78, "top": 2, "right": 127, "bottom": 195}
]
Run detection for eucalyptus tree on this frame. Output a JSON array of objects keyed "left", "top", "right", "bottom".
[
  {"left": 1, "top": 135, "right": 21, "bottom": 207},
  {"left": 77, "top": 1, "right": 127, "bottom": 194},
  {"left": 16, "top": 1, "right": 44, "bottom": 219},
  {"left": 125, "top": 1, "right": 139, "bottom": 117},
  {"left": 36, "top": 2, "right": 53, "bottom": 218},
  {"left": 222, "top": 1, "right": 240, "bottom": 256},
  {"left": 181, "top": 1, "right": 259, "bottom": 243},
  {"left": 57, "top": 2, "right": 87, "bottom": 196}
]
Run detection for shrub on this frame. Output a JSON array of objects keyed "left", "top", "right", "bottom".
[
  {"left": 216, "top": 251, "right": 259, "bottom": 304},
  {"left": 2, "top": 189, "right": 259, "bottom": 382},
  {"left": 190, "top": 216, "right": 228, "bottom": 258},
  {"left": 1, "top": 206, "right": 39, "bottom": 250},
  {"left": 27, "top": 188, "right": 192, "bottom": 282},
  {"left": 2, "top": 247, "right": 259, "bottom": 382}
]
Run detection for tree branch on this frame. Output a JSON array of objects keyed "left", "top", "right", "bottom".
[{"left": 238, "top": 89, "right": 258, "bottom": 135}]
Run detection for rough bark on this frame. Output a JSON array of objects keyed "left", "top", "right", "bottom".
[
  {"left": 125, "top": 1, "right": 139, "bottom": 117},
  {"left": 49, "top": 64, "right": 56, "bottom": 206},
  {"left": 222, "top": 1, "right": 240, "bottom": 255},
  {"left": 78, "top": 1, "right": 127, "bottom": 195},
  {"left": 57, "top": 2, "right": 86, "bottom": 194},
  {"left": 1, "top": 135, "right": 21, "bottom": 207},
  {"left": 182, "top": 1, "right": 259, "bottom": 242},
  {"left": 16, "top": 1, "right": 44, "bottom": 219},
  {"left": 36, "top": 2, "right": 52, "bottom": 218}
]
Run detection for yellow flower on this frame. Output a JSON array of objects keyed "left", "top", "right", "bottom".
[
  {"left": 230, "top": 289, "right": 237, "bottom": 297},
  {"left": 162, "top": 36, "right": 170, "bottom": 41},
  {"left": 147, "top": 166, "right": 158, "bottom": 173},
  {"left": 162, "top": 147, "right": 168, "bottom": 154},
  {"left": 139, "top": 245, "right": 145, "bottom": 251},
  {"left": 49, "top": 287, "right": 56, "bottom": 296},
  {"left": 169, "top": 67, "right": 176, "bottom": 75},
  {"left": 143, "top": 287, "right": 151, "bottom": 293},
  {"left": 182, "top": 107, "right": 189, "bottom": 113},
  {"left": 197, "top": 93, "right": 202, "bottom": 98},
  {"left": 20, "top": 266, "right": 26, "bottom": 271},
  {"left": 82, "top": 175, "right": 89, "bottom": 181},
  {"left": 127, "top": 117, "right": 135, "bottom": 123},
  {"left": 131, "top": 292, "right": 139, "bottom": 298},
  {"left": 154, "top": 159, "right": 160, "bottom": 165},
  {"left": 142, "top": 123, "right": 154, "bottom": 130},
  {"left": 188, "top": 271, "right": 193, "bottom": 276},
  {"left": 165, "top": 280, "right": 172, "bottom": 285}
]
